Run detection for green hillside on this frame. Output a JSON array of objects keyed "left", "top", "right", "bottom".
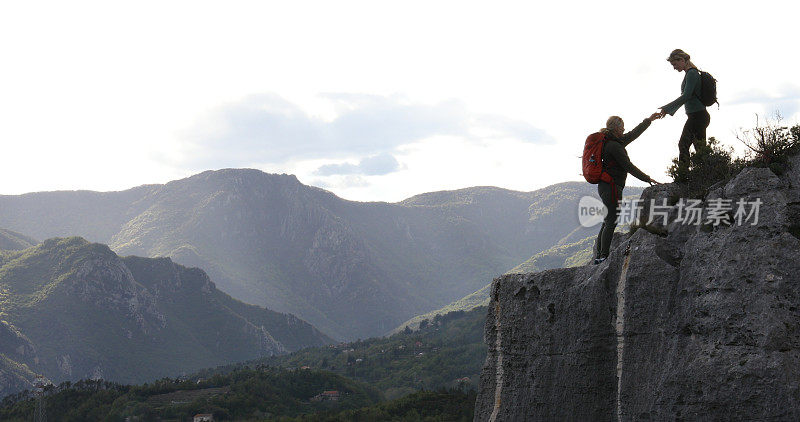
[
  {"left": 0, "top": 229, "right": 37, "bottom": 251},
  {"left": 390, "top": 285, "right": 492, "bottom": 335},
  {"left": 0, "top": 370, "right": 477, "bottom": 421},
  {"left": 284, "top": 389, "right": 476, "bottom": 422},
  {"left": 2, "top": 306, "right": 486, "bottom": 420},
  {"left": 508, "top": 235, "right": 595, "bottom": 273},
  {"left": 226, "top": 306, "right": 489, "bottom": 401},
  {"left": 0, "top": 368, "right": 381, "bottom": 421},
  {"left": 0, "top": 355, "right": 37, "bottom": 399},
  {"left": 0, "top": 237, "right": 330, "bottom": 398}
]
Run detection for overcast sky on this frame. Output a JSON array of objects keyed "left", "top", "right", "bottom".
[{"left": 1, "top": 1, "right": 798, "bottom": 202}]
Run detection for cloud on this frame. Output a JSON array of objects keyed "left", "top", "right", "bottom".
[
  {"left": 727, "top": 85, "right": 800, "bottom": 118},
  {"left": 312, "top": 175, "right": 370, "bottom": 190},
  {"left": 178, "top": 93, "right": 553, "bottom": 169},
  {"left": 315, "top": 153, "right": 401, "bottom": 176}
]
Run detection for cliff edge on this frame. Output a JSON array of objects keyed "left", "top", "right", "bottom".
[{"left": 474, "top": 156, "right": 800, "bottom": 421}]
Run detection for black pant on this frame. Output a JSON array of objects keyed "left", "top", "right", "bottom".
[
  {"left": 595, "top": 181, "right": 622, "bottom": 259},
  {"left": 678, "top": 110, "right": 710, "bottom": 166}
]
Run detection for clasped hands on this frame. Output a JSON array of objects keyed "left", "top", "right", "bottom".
[{"left": 647, "top": 110, "right": 667, "bottom": 121}]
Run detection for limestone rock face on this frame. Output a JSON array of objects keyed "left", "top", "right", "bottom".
[{"left": 475, "top": 162, "right": 800, "bottom": 421}]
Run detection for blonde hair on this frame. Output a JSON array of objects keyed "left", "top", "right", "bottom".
[
  {"left": 667, "top": 48, "right": 698, "bottom": 70},
  {"left": 601, "top": 116, "right": 623, "bottom": 135}
]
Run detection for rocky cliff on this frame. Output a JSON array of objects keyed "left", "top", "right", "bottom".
[{"left": 474, "top": 158, "right": 800, "bottom": 420}]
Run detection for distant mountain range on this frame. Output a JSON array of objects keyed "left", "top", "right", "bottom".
[
  {"left": 0, "top": 170, "right": 630, "bottom": 340},
  {"left": 392, "top": 187, "right": 644, "bottom": 333},
  {"left": 392, "top": 234, "right": 601, "bottom": 333},
  {"left": 0, "top": 237, "right": 330, "bottom": 398}
]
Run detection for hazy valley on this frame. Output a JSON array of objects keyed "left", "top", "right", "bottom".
[{"left": 0, "top": 170, "right": 619, "bottom": 341}]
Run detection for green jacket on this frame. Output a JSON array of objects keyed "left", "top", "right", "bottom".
[
  {"left": 661, "top": 68, "right": 705, "bottom": 115},
  {"left": 601, "top": 119, "right": 652, "bottom": 187}
]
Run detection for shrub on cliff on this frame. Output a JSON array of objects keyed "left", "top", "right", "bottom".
[
  {"left": 736, "top": 115, "right": 800, "bottom": 175},
  {"left": 667, "top": 117, "right": 800, "bottom": 199},
  {"left": 667, "top": 137, "right": 742, "bottom": 198}
]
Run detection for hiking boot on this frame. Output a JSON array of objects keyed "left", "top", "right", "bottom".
[{"left": 593, "top": 257, "right": 607, "bottom": 265}]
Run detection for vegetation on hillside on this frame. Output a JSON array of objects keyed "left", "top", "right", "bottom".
[
  {"left": 391, "top": 284, "right": 491, "bottom": 334},
  {"left": 509, "top": 235, "right": 595, "bottom": 274},
  {"left": 206, "top": 306, "right": 488, "bottom": 401},
  {"left": 0, "top": 237, "right": 330, "bottom": 398},
  {"left": 283, "top": 389, "right": 477, "bottom": 422},
  {"left": 736, "top": 115, "right": 800, "bottom": 173},
  {"left": 1, "top": 307, "right": 486, "bottom": 420},
  {"left": 0, "top": 355, "right": 37, "bottom": 397},
  {"left": 1, "top": 373, "right": 477, "bottom": 421},
  {"left": 0, "top": 229, "right": 37, "bottom": 252},
  {"left": 0, "top": 368, "right": 380, "bottom": 421}
]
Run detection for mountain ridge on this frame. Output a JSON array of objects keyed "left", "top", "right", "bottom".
[
  {"left": 0, "top": 170, "right": 622, "bottom": 340},
  {"left": 0, "top": 236, "right": 330, "bottom": 398}
]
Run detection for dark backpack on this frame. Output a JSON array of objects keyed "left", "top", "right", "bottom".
[
  {"left": 696, "top": 69, "right": 718, "bottom": 107},
  {"left": 582, "top": 132, "right": 613, "bottom": 184}
]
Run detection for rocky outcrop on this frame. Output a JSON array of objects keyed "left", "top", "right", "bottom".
[
  {"left": 69, "top": 246, "right": 166, "bottom": 335},
  {"left": 475, "top": 158, "right": 800, "bottom": 421}
]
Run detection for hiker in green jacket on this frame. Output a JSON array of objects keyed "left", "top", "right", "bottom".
[
  {"left": 594, "top": 114, "right": 661, "bottom": 265},
  {"left": 658, "top": 48, "right": 710, "bottom": 173}
]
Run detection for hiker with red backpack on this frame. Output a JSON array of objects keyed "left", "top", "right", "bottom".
[
  {"left": 584, "top": 114, "right": 662, "bottom": 265},
  {"left": 658, "top": 49, "right": 716, "bottom": 174}
]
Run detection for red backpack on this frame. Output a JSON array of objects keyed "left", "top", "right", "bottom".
[{"left": 582, "top": 132, "right": 613, "bottom": 184}]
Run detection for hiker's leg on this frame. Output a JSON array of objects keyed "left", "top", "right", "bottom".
[
  {"left": 595, "top": 222, "right": 605, "bottom": 259},
  {"left": 678, "top": 118, "right": 695, "bottom": 168},
  {"left": 598, "top": 182, "right": 620, "bottom": 258},
  {"left": 599, "top": 208, "right": 616, "bottom": 258},
  {"left": 595, "top": 185, "right": 606, "bottom": 258},
  {"left": 689, "top": 110, "right": 711, "bottom": 153}
]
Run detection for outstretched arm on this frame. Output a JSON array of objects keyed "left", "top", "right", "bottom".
[
  {"left": 660, "top": 69, "right": 700, "bottom": 116},
  {"left": 605, "top": 141, "right": 654, "bottom": 184},
  {"left": 620, "top": 118, "right": 652, "bottom": 146}
]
